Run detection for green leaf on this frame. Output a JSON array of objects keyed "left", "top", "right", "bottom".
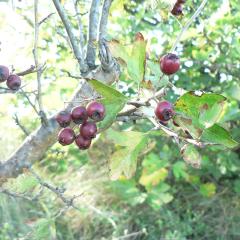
[
  {"left": 199, "top": 183, "right": 216, "bottom": 197},
  {"left": 175, "top": 91, "right": 226, "bottom": 119},
  {"left": 109, "top": 179, "right": 147, "bottom": 206},
  {"left": 199, "top": 100, "right": 226, "bottom": 128},
  {"left": 173, "top": 161, "right": 188, "bottom": 179},
  {"left": 107, "top": 129, "right": 148, "bottom": 180},
  {"left": 201, "top": 124, "right": 239, "bottom": 148},
  {"left": 32, "top": 218, "right": 54, "bottom": 240},
  {"left": 89, "top": 79, "right": 127, "bottom": 130},
  {"left": 109, "top": 39, "right": 147, "bottom": 84},
  {"left": 174, "top": 115, "right": 203, "bottom": 139},
  {"left": 146, "top": 183, "right": 173, "bottom": 210},
  {"left": 181, "top": 144, "right": 202, "bottom": 169}
]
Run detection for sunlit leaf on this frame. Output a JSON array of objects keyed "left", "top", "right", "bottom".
[{"left": 89, "top": 79, "right": 128, "bottom": 130}]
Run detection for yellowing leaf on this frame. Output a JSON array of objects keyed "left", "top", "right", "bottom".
[{"left": 200, "top": 183, "right": 216, "bottom": 197}]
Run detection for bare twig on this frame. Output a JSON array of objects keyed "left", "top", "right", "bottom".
[
  {"left": 19, "top": 88, "right": 39, "bottom": 116},
  {"left": 52, "top": 0, "right": 87, "bottom": 72},
  {"left": 0, "top": 186, "right": 43, "bottom": 202},
  {"left": 13, "top": 114, "right": 30, "bottom": 136},
  {"left": 34, "top": 0, "right": 48, "bottom": 125},
  {"left": 171, "top": 0, "right": 208, "bottom": 52},
  {"left": 16, "top": 65, "right": 37, "bottom": 76},
  {"left": 86, "top": 0, "right": 101, "bottom": 69},
  {"left": 39, "top": 12, "right": 55, "bottom": 25}
]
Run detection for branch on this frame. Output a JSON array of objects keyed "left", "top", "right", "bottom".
[
  {"left": 86, "top": 0, "right": 101, "bottom": 69},
  {"left": 171, "top": 0, "right": 208, "bottom": 52},
  {"left": 98, "top": 1, "right": 116, "bottom": 72},
  {"left": 0, "top": 81, "right": 94, "bottom": 179},
  {"left": 99, "top": 0, "right": 112, "bottom": 42},
  {"left": 52, "top": 0, "right": 87, "bottom": 72}
]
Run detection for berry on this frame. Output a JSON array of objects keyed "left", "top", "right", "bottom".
[
  {"left": 155, "top": 101, "right": 175, "bottom": 121},
  {"left": 87, "top": 101, "right": 105, "bottom": 122},
  {"left": 0, "top": 65, "right": 9, "bottom": 82},
  {"left": 56, "top": 111, "right": 72, "bottom": 128},
  {"left": 6, "top": 74, "right": 21, "bottom": 90},
  {"left": 160, "top": 53, "right": 180, "bottom": 75},
  {"left": 177, "top": 0, "right": 186, "bottom": 4},
  {"left": 71, "top": 106, "right": 88, "bottom": 124},
  {"left": 171, "top": 4, "right": 183, "bottom": 16},
  {"left": 75, "top": 134, "right": 92, "bottom": 150},
  {"left": 58, "top": 127, "right": 75, "bottom": 146},
  {"left": 80, "top": 122, "right": 97, "bottom": 139}
]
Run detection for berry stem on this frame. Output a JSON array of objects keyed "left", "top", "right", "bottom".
[{"left": 171, "top": 0, "right": 208, "bottom": 52}]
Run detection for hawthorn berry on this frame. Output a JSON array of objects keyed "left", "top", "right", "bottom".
[
  {"left": 75, "top": 134, "right": 92, "bottom": 150},
  {"left": 155, "top": 101, "right": 175, "bottom": 121},
  {"left": 87, "top": 101, "right": 105, "bottom": 122},
  {"left": 160, "top": 53, "right": 180, "bottom": 75},
  {"left": 80, "top": 122, "right": 97, "bottom": 140},
  {"left": 71, "top": 106, "right": 88, "bottom": 124},
  {"left": 171, "top": 4, "right": 183, "bottom": 16},
  {"left": 177, "top": 0, "right": 186, "bottom": 4},
  {"left": 0, "top": 65, "right": 9, "bottom": 82},
  {"left": 6, "top": 74, "right": 21, "bottom": 90},
  {"left": 58, "top": 127, "right": 75, "bottom": 146},
  {"left": 56, "top": 111, "right": 72, "bottom": 128}
]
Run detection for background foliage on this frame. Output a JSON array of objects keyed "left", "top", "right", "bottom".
[{"left": 0, "top": 0, "right": 240, "bottom": 239}]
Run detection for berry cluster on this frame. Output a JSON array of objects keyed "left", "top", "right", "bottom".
[
  {"left": 56, "top": 101, "right": 105, "bottom": 150},
  {"left": 171, "top": 0, "right": 186, "bottom": 16},
  {"left": 0, "top": 65, "right": 22, "bottom": 90},
  {"left": 155, "top": 101, "right": 175, "bottom": 125}
]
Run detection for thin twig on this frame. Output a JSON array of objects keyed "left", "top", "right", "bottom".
[
  {"left": 16, "top": 65, "right": 37, "bottom": 76},
  {"left": 171, "top": 0, "right": 208, "bottom": 52},
  {"left": 52, "top": 0, "right": 87, "bottom": 72},
  {"left": 39, "top": 12, "right": 55, "bottom": 25},
  {"left": 13, "top": 114, "right": 30, "bottom": 136},
  {"left": 19, "top": 89, "right": 39, "bottom": 116},
  {"left": 34, "top": 0, "right": 48, "bottom": 125}
]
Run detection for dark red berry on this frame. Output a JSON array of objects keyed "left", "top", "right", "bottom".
[
  {"left": 0, "top": 65, "right": 9, "bottom": 82},
  {"left": 80, "top": 122, "right": 97, "bottom": 140},
  {"left": 58, "top": 127, "right": 75, "bottom": 146},
  {"left": 6, "top": 74, "right": 21, "bottom": 90},
  {"left": 171, "top": 4, "right": 183, "bottom": 16},
  {"left": 160, "top": 53, "right": 180, "bottom": 75},
  {"left": 87, "top": 101, "right": 105, "bottom": 122},
  {"left": 75, "top": 134, "right": 92, "bottom": 150},
  {"left": 56, "top": 111, "right": 72, "bottom": 128},
  {"left": 71, "top": 106, "right": 88, "bottom": 124},
  {"left": 177, "top": 0, "right": 186, "bottom": 4},
  {"left": 155, "top": 101, "right": 175, "bottom": 121}
]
